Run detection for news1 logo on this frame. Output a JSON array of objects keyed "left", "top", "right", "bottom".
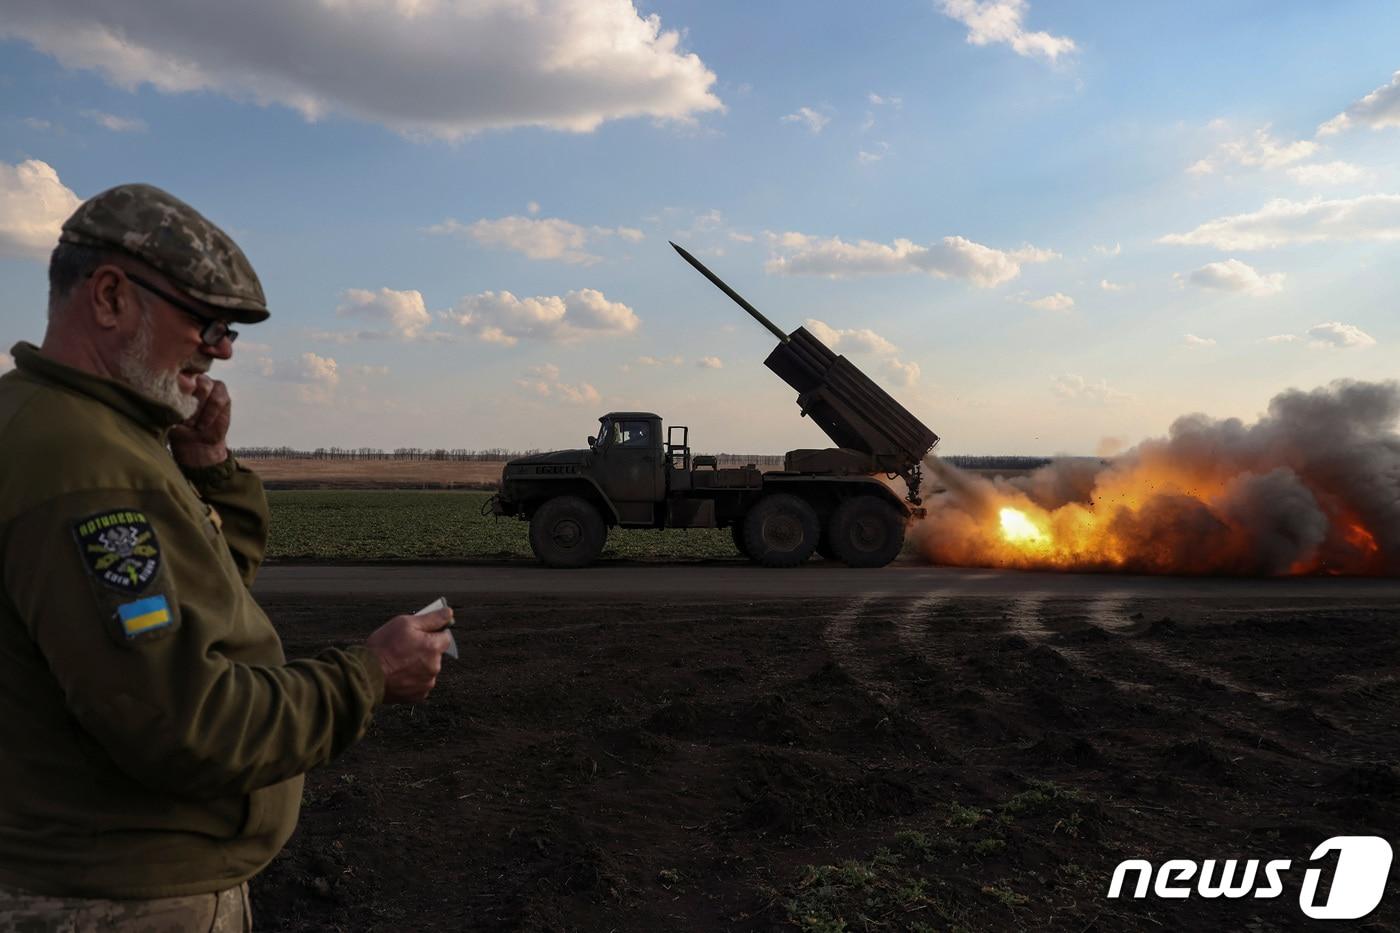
[{"left": 1107, "top": 837, "right": 1394, "bottom": 920}]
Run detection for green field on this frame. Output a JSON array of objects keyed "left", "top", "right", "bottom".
[{"left": 266, "top": 490, "right": 739, "bottom": 561}]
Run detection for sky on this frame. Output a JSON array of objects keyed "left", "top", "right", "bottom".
[{"left": 0, "top": 0, "right": 1397, "bottom": 456}]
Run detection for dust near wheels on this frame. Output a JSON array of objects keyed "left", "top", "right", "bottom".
[{"left": 528, "top": 496, "right": 606, "bottom": 568}]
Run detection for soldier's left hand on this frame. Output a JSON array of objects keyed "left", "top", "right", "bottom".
[{"left": 169, "top": 375, "right": 232, "bottom": 468}]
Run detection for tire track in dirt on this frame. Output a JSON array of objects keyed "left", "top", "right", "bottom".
[
  {"left": 1001, "top": 592, "right": 1148, "bottom": 691},
  {"left": 1085, "top": 594, "right": 1283, "bottom": 703},
  {"left": 822, "top": 594, "right": 901, "bottom": 709}
]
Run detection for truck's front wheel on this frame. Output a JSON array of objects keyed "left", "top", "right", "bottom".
[
  {"left": 529, "top": 496, "right": 606, "bottom": 568},
  {"left": 743, "top": 494, "right": 819, "bottom": 567},
  {"left": 829, "top": 496, "right": 905, "bottom": 568}
]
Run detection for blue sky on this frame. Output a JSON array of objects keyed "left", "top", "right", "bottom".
[{"left": 1, "top": 0, "right": 1396, "bottom": 455}]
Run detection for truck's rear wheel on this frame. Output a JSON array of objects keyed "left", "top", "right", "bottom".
[
  {"left": 743, "top": 494, "right": 819, "bottom": 567},
  {"left": 529, "top": 496, "right": 606, "bottom": 568},
  {"left": 829, "top": 496, "right": 905, "bottom": 568},
  {"left": 731, "top": 521, "right": 753, "bottom": 561}
]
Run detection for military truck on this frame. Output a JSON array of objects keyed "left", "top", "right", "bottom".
[{"left": 488, "top": 244, "right": 940, "bottom": 569}]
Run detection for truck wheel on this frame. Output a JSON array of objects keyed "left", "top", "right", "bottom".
[
  {"left": 743, "top": 494, "right": 819, "bottom": 567},
  {"left": 731, "top": 522, "right": 753, "bottom": 561},
  {"left": 829, "top": 496, "right": 906, "bottom": 568},
  {"left": 529, "top": 496, "right": 606, "bottom": 568}
]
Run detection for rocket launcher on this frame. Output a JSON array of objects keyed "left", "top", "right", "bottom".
[{"left": 671, "top": 242, "right": 939, "bottom": 504}]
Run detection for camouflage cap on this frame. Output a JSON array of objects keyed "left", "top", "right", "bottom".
[{"left": 59, "top": 183, "right": 269, "bottom": 324}]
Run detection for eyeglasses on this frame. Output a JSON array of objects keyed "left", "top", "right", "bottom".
[{"left": 126, "top": 273, "right": 239, "bottom": 347}]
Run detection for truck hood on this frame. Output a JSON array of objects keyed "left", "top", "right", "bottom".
[{"left": 507, "top": 449, "right": 590, "bottom": 467}]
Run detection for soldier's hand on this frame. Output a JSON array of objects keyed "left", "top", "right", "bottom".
[
  {"left": 366, "top": 608, "right": 455, "bottom": 704},
  {"left": 169, "top": 375, "right": 232, "bottom": 468}
]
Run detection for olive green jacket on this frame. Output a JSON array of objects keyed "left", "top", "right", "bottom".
[{"left": 0, "top": 343, "right": 385, "bottom": 898}]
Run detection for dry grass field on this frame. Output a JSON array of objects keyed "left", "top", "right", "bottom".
[{"left": 246, "top": 458, "right": 507, "bottom": 489}]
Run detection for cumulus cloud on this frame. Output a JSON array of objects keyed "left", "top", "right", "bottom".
[
  {"left": 446, "top": 288, "right": 639, "bottom": 345},
  {"left": 1052, "top": 373, "right": 1132, "bottom": 404},
  {"left": 1159, "top": 195, "right": 1400, "bottom": 250},
  {"left": 1306, "top": 322, "right": 1377, "bottom": 349},
  {"left": 1318, "top": 70, "right": 1400, "bottom": 136},
  {"left": 636, "top": 354, "right": 683, "bottom": 367},
  {"left": 868, "top": 92, "right": 902, "bottom": 108},
  {"left": 1287, "top": 161, "right": 1369, "bottom": 186},
  {"left": 1188, "top": 127, "right": 1316, "bottom": 175},
  {"left": 0, "top": 0, "right": 723, "bottom": 139},
  {"left": 336, "top": 287, "right": 432, "bottom": 338},
  {"left": 427, "top": 215, "right": 643, "bottom": 264},
  {"left": 1184, "top": 333, "right": 1216, "bottom": 347},
  {"left": 805, "top": 318, "right": 919, "bottom": 388},
  {"left": 0, "top": 159, "right": 82, "bottom": 260},
  {"left": 1093, "top": 243, "right": 1121, "bottom": 256},
  {"left": 1184, "top": 259, "right": 1284, "bottom": 296},
  {"left": 1023, "top": 292, "right": 1074, "bottom": 312},
  {"left": 766, "top": 231, "right": 1055, "bottom": 287},
  {"left": 937, "top": 0, "right": 1076, "bottom": 62},
  {"left": 1264, "top": 323, "right": 1377, "bottom": 350},
  {"left": 1099, "top": 279, "right": 1123, "bottom": 292},
  {"left": 696, "top": 356, "right": 723, "bottom": 369},
  {"left": 256, "top": 351, "right": 340, "bottom": 404},
  {"left": 81, "top": 110, "right": 145, "bottom": 132},
  {"left": 883, "top": 358, "right": 921, "bottom": 388},
  {"left": 781, "top": 106, "right": 829, "bottom": 134},
  {"left": 517, "top": 363, "right": 599, "bottom": 405}
]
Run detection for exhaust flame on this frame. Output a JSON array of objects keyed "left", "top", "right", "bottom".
[{"left": 913, "top": 380, "right": 1400, "bottom": 576}]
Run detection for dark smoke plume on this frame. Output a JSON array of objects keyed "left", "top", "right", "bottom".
[{"left": 914, "top": 380, "right": 1400, "bottom": 576}]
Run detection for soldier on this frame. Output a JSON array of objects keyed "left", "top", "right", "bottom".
[{"left": 0, "top": 184, "right": 455, "bottom": 931}]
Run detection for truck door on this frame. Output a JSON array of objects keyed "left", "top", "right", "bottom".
[{"left": 600, "top": 418, "right": 663, "bottom": 523}]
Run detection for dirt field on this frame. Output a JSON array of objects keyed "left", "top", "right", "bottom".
[{"left": 250, "top": 589, "right": 1400, "bottom": 931}]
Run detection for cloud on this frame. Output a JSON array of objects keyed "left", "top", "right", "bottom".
[
  {"left": 937, "top": 0, "right": 1076, "bottom": 63},
  {"left": 1287, "top": 161, "right": 1369, "bottom": 186},
  {"left": 81, "top": 109, "right": 145, "bottom": 132},
  {"left": 255, "top": 351, "right": 340, "bottom": 404},
  {"left": 1306, "top": 321, "right": 1376, "bottom": 349},
  {"left": 1187, "top": 127, "right": 1316, "bottom": 175},
  {"left": 516, "top": 363, "right": 599, "bottom": 405},
  {"left": 0, "top": 159, "right": 82, "bottom": 261},
  {"left": 858, "top": 142, "right": 890, "bottom": 164},
  {"left": 781, "top": 106, "right": 829, "bottom": 134},
  {"left": 766, "top": 231, "right": 1055, "bottom": 287},
  {"left": 1159, "top": 195, "right": 1400, "bottom": 250},
  {"left": 1023, "top": 292, "right": 1074, "bottom": 312},
  {"left": 1093, "top": 243, "right": 1121, "bottom": 256},
  {"left": 21, "top": 117, "right": 53, "bottom": 130},
  {"left": 696, "top": 356, "right": 723, "bottom": 369},
  {"left": 867, "top": 92, "right": 902, "bottom": 108},
  {"left": 1184, "top": 333, "right": 1216, "bottom": 347},
  {"left": 1318, "top": 70, "right": 1400, "bottom": 136},
  {"left": 805, "top": 318, "right": 919, "bottom": 388},
  {"left": 1099, "top": 279, "right": 1123, "bottom": 292},
  {"left": 428, "top": 215, "right": 643, "bottom": 264},
  {"left": 636, "top": 354, "right": 683, "bottom": 367},
  {"left": 336, "top": 287, "right": 431, "bottom": 338},
  {"left": 803, "top": 319, "right": 898, "bottom": 356},
  {"left": 0, "top": 0, "right": 722, "bottom": 139},
  {"left": 0, "top": 352, "right": 12, "bottom": 372},
  {"left": 1051, "top": 373, "right": 1132, "bottom": 404},
  {"left": 1264, "top": 323, "right": 1377, "bottom": 350},
  {"left": 446, "top": 288, "right": 639, "bottom": 345},
  {"left": 1184, "top": 258, "right": 1284, "bottom": 296},
  {"left": 882, "top": 358, "right": 920, "bottom": 388}
]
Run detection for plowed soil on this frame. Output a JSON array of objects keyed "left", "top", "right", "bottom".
[{"left": 251, "top": 591, "right": 1400, "bottom": 931}]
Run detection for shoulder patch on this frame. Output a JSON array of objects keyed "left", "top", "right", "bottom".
[{"left": 73, "top": 509, "right": 162, "bottom": 593}]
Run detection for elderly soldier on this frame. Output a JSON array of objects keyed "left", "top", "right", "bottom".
[{"left": 0, "top": 184, "right": 454, "bottom": 931}]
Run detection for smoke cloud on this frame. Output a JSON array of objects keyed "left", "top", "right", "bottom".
[{"left": 914, "top": 380, "right": 1400, "bottom": 576}]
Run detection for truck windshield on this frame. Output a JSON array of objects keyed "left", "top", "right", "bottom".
[{"left": 594, "top": 418, "right": 612, "bottom": 449}]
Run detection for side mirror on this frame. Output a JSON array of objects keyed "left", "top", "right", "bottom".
[{"left": 587, "top": 435, "right": 597, "bottom": 448}]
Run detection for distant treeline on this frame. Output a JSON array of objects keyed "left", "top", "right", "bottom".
[{"left": 232, "top": 446, "right": 788, "bottom": 466}]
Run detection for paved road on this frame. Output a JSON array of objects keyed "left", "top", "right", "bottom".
[{"left": 253, "top": 561, "right": 1400, "bottom": 600}]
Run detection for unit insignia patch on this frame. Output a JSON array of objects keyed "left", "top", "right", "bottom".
[{"left": 73, "top": 509, "right": 162, "bottom": 593}]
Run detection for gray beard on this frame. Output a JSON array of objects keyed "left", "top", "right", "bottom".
[{"left": 116, "top": 311, "right": 202, "bottom": 419}]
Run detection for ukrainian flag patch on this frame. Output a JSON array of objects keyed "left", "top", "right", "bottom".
[{"left": 116, "top": 595, "right": 173, "bottom": 638}]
